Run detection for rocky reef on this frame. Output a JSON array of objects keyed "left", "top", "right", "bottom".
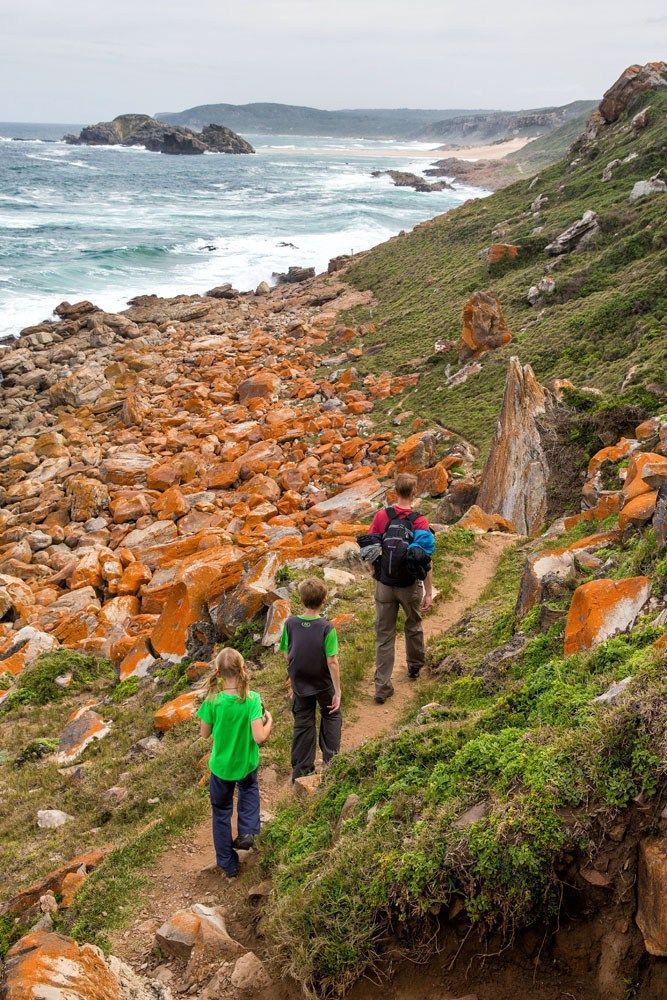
[
  {"left": 64, "top": 115, "right": 255, "bottom": 155},
  {"left": 371, "top": 169, "right": 454, "bottom": 193}
]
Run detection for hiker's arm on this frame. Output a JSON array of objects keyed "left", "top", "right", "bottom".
[
  {"left": 422, "top": 570, "right": 433, "bottom": 611},
  {"left": 252, "top": 711, "right": 273, "bottom": 745},
  {"left": 327, "top": 656, "right": 342, "bottom": 712},
  {"left": 199, "top": 722, "right": 212, "bottom": 738}
]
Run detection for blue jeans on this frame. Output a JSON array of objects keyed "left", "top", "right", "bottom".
[{"left": 209, "top": 768, "right": 260, "bottom": 875}]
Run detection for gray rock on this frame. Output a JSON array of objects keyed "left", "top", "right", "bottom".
[
  {"left": 544, "top": 210, "right": 600, "bottom": 255},
  {"left": 593, "top": 676, "right": 632, "bottom": 705},
  {"left": 37, "top": 808, "right": 72, "bottom": 829},
  {"left": 454, "top": 800, "right": 490, "bottom": 829},
  {"left": 629, "top": 175, "right": 667, "bottom": 202}
]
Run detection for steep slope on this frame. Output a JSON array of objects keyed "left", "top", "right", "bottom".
[{"left": 342, "top": 80, "right": 667, "bottom": 462}]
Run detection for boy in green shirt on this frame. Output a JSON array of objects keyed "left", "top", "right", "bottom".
[{"left": 279, "top": 577, "right": 342, "bottom": 780}]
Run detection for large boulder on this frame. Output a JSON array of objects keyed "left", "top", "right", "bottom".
[
  {"left": 460, "top": 291, "right": 512, "bottom": 358},
  {"left": 2, "top": 930, "right": 174, "bottom": 1000},
  {"left": 563, "top": 576, "right": 651, "bottom": 655},
  {"left": 476, "top": 358, "right": 553, "bottom": 535},
  {"left": 2, "top": 931, "right": 120, "bottom": 1000},
  {"left": 598, "top": 62, "right": 667, "bottom": 123}
]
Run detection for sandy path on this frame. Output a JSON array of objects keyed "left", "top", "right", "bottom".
[{"left": 111, "top": 533, "right": 516, "bottom": 972}]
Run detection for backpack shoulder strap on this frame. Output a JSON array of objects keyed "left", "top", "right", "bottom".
[
  {"left": 384, "top": 506, "right": 398, "bottom": 524},
  {"left": 406, "top": 511, "right": 421, "bottom": 527}
]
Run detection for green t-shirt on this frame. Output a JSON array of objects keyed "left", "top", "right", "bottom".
[
  {"left": 278, "top": 615, "right": 339, "bottom": 656},
  {"left": 197, "top": 689, "right": 263, "bottom": 781}
]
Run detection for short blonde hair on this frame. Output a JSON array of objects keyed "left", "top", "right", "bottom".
[
  {"left": 395, "top": 473, "right": 418, "bottom": 500},
  {"left": 299, "top": 577, "right": 327, "bottom": 610}
]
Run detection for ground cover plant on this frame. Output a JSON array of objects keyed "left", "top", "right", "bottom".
[{"left": 260, "top": 529, "right": 667, "bottom": 997}]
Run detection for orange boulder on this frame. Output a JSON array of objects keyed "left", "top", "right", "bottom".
[
  {"left": 461, "top": 291, "right": 512, "bottom": 358},
  {"left": 55, "top": 705, "right": 111, "bottom": 765},
  {"left": 0, "top": 848, "right": 110, "bottom": 917},
  {"left": 564, "top": 576, "right": 652, "bottom": 655},
  {"left": 154, "top": 690, "right": 202, "bottom": 732},
  {"left": 622, "top": 452, "right": 667, "bottom": 501},
  {"left": 67, "top": 476, "right": 110, "bottom": 522},
  {"left": 2, "top": 931, "right": 120, "bottom": 1000},
  {"left": 262, "top": 598, "right": 291, "bottom": 647},
  {"left": 457, "top": 504, "right": 515, "bottom": 534},
  {"left": 394, "top": 431, "right": 437, "bottom": 474},
  {"left": 619, "top": 491, "right": 658, "bottom": 531},
  {"left": 118, "top": 637, "right": 156, "bottom": 681},
  {"left": 150, "top": 545, "right": 244, "bottom": 660},
  {"left": 237, "top": 373, "right": 279, "bottom": 403}
]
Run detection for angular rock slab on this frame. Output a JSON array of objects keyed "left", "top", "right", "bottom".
[
  {"left": 55, "top": 705, "right": 111, "bottom": 765},
  {"left": 564, "top": 576, "right": 651, "bottom": 655},
  {"left": 476, "top": 358, "right": 552, "bottom": 536}
]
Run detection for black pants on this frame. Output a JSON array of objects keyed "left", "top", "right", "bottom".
[{"left": 291, "top": 688, "right": 342, "bottom": 780}]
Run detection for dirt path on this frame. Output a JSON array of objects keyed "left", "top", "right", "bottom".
[{"left": 111, "top": 533, "right": 516, "bottom": 982}]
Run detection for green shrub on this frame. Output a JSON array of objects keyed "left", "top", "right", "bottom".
[{"left": 7, "top": 650, "right": 113, "bottom": 707}]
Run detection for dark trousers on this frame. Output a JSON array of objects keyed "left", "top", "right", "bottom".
[
  {"left": 209, "top": 768, "right": 260, "bottom": 875},
  {"left": 291, "top": 688, "right": 342, "bottom": 780}
]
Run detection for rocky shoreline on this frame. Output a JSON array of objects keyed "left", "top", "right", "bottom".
[{"left": 64, "top": 114, "right": 254, "bottom": 155}]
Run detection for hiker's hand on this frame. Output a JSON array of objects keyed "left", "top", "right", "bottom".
[
  {"left": 328, "top": 690, "right": 341, "bottom": 712},
  {"left": 264, "top": 710, "right": 273, "bottom": 731},
  {"left": 422, "top": 591, "right": 433, "bottom": 612}
]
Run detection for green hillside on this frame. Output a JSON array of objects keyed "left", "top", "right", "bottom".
[
  {"left": 342, "top": 90, "right": 667, "bottom": 461},
  {"left": 508, "top": 110, "right": 591, "bottom": 171}
]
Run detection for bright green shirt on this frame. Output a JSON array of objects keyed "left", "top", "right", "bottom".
[
  {"left": 278, "top": 615, "right": 339, "bottom": 656},
  {"left": 197, "top": 689, "right": 263, "bottom": 781}
]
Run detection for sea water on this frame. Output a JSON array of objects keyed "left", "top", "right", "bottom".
[{"left": 0, "top": 122, "right": 487, "bottom": 338}]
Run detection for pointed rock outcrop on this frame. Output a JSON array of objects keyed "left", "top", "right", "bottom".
[{"left": 476, "top": 358, "right": 553, "bottom": 536}]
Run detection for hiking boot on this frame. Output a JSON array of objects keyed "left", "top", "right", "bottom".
[
  {"left": 408, "top": 668, "right": 421, "bottom": 680},
  {"left": 233, "top": 834, "right": 255, "bottom": 851},
  {"left": 374, "top": 690, "right": 394, "bottom": 704}
]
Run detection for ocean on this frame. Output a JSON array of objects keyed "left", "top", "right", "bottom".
[{"left": 0, "top": 121, "right": 487, "bottom": 338}]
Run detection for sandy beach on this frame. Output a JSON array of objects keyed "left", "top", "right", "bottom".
[{"left": 258, "top": 136, "right": 534, "bottom": 160}]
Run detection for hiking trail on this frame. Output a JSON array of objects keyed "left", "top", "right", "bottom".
[{"left": 110, "top": 533, "right": 516, "bottom": 992}]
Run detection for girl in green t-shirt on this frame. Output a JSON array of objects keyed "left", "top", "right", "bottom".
[{"left": 198, "top": 648, "right": 273, "bottom": 877}]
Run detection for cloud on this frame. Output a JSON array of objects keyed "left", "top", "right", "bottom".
[{"left": 0, "top": 0, "right": 665, "bottom": 120}]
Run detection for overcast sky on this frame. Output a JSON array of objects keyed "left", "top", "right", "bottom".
[{"left": 2, "top": 0, "right": 666, "bottom": 122}]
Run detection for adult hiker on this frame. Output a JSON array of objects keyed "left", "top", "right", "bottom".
[{"left": 359, "top": 473, "right": 435, "bottom": 704}]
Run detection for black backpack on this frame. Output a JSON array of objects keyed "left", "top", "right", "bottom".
[{"left": 379, "top": 507, "right": 420, "bottom": 586}]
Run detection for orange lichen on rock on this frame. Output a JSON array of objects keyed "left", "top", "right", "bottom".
[
  {"left": 460, "top": 291, "right": 512, "bottom": 358},
  {"left": 2, "top": 931, "right": 121, "bottom": 1000},
  {"left": 564, "top": 576, "right": 652, "bottom": 655},
  {"left": 154, "top": 690, "right": 202, "bottom": 733},
  {"left": 622, "top": 452, "right": 667, "bottom": 500},
  {"left": 457, "top": 505, "right": 515, "bottom": 534}
]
